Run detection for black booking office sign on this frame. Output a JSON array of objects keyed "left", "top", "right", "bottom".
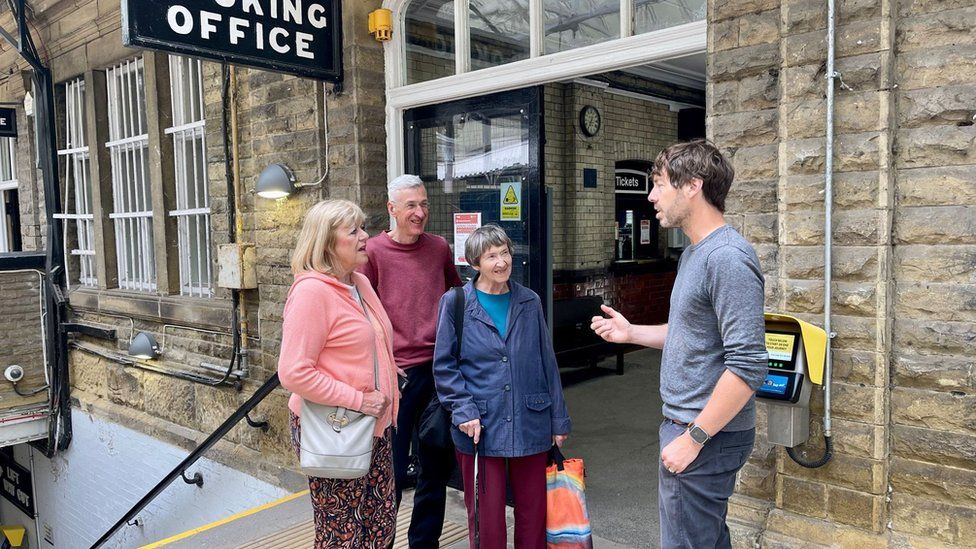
[
  {"left": 122, "top": 0, "right": 343, "bottom": 82},
  {"left": 0, "top": 451, "right": 34, "bottom": 517},
  {"left": 0, "top": 107, "right": 16, "bottom": 138}
]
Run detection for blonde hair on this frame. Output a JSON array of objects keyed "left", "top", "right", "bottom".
[{"left": 290, "top": 199, "right": 366, "bottom": 276}]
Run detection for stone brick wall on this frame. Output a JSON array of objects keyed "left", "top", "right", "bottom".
[
  {"left": 709, "top": 0, "right": 976, "bottom": 546},
  {"left": 0, "top": 271, "right": 48, "bottom": 408},
  {"left": 0, "top": 0, "right": 389, "bottom": 485}
]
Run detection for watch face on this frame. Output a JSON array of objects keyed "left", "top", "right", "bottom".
[
  {"left": 580, "top": 106, "right": 601, "bottom": 137},
  {"left": 689, "top": 425, "right": 710, "bottom": 444}
]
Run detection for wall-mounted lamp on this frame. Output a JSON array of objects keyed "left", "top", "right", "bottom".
[
  {"left": 256, "top": 163, "right": 296, "bottom": 199},
  {"left": 128, "top": 332, "right": 161, "bottom": 360}
]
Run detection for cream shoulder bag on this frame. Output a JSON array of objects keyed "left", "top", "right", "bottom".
[{"left": 300, "top": 291, "right": 379, "bottom": 479}]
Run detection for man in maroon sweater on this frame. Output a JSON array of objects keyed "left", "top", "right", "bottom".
[{"left": 359, "top": 174, "right": 463, "bottom": 547}]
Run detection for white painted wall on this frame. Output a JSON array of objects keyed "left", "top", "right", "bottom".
[{"left": 14, "top": 409, "right": 290, "bottom": 549}]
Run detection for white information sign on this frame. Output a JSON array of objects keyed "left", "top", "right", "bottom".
[{"left": 453, "top": 213, "right": 482, "bottom": 265}]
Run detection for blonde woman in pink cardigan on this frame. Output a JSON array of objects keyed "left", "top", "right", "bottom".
[{"left": 278, "top": 199, "right": 401, "bottom": 548}]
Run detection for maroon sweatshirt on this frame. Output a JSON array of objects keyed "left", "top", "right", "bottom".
[{"left": 358, "top": 232, "right": 463, "bottom": 368}]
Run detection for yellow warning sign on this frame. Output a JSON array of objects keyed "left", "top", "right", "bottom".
[{"left": 500, "top": 181, "right": 521, "bottom": 221}]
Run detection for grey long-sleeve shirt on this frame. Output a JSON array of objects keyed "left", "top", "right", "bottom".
[{"left": 660, "top": 225, "right": 769, "bottom": 432}]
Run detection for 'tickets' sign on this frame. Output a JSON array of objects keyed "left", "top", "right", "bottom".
[
  {"left": 0, "top": 107, "right": 17, "bottom": 138},
  {"left": 614, "top": 168, "right": 648, "bottom": 194},
  {"left": 122, "top": 0, "right": 343, "bottom": 82}
]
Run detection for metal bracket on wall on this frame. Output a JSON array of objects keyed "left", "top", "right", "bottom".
[
  {"left": 62, "top": 323, "right": 117, "bottom": 341},
  {"left": 244, "top": 412, "right": 270, "bottom": 432},
  {"left": 180, "top": 471, "right": 204, "bottom": 488}
]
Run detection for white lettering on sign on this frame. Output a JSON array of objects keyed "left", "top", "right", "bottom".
[
  {"left": 168, "top": 5, "right": 194, "bottom": 35},
  {"left": 0, "top": 118, "right": 6, "bottom": 125},
  {"left": 200, "top": 10, "right": 221, "bottom": 39},
  {"left": 162, "top": 1, "right": 331, "bottom": 61},
  {"left": 615, "top": 176, "right": 641, "bottom": 188},
  {"left": 229, "top": 17, "right": 249, "bottom": 44},
  {"left": 269, "top": 27, "right": 290, "bottom": 54}
]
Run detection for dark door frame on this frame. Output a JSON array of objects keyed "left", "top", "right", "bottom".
[{"left": 403, "top": 86, "right": 549, "bottom": 317}]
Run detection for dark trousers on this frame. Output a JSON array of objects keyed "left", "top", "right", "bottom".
[
  {"left": 455, "top": 450, "right": 547, "bottom": 549},
  {"left": 393, "top": 363, "right": 457, "bottom": 548},
  {"left": 658, "top": 419, "right": 755, "bottom": 549}
]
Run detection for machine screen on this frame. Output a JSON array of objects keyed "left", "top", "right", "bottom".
[{"left": 765, "top": 331, "right": 798, "bottom": 371}]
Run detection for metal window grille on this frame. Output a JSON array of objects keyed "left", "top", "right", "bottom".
[
  {"left": 166, "top": 55, "right": 212, "bottom": 297},
  {"left": 55, "top": 77, "right": 97, "bottom": 286},
  {"left": 106, "top": 57, "right": 155, "bottom": 292},
  {"left": 0, "top": 137, "right": 17, "bottom": 253}
]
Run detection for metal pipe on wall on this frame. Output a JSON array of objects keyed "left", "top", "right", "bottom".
[
  {"left": 788, "top": 0, "right": 835, "bottom": 468},
  {"left": 229, "top": 66, "right": 250, "bottom": 378}
]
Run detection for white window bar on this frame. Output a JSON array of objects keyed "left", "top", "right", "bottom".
[
  {"left": 166, "top": 55, "right": 212, "bottom": 298},
  {"left": 0, "top": 137, "right": 17, "bottom": 253},
  {"left": 106, "top": 57, "right": 156, "bottom": 292},
  {"left": 55, "top": 77, "right": 97, "bottom": 286}
]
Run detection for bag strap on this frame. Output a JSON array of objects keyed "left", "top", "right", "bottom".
[
  {"left": 355, "top": 286, "right": 381, "bottom": 391},
  {"left": 453, "top": 286, "right": 464, "bottom": 360}
]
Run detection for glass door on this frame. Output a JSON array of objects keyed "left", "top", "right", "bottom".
[{"left": 404, "top": 87, "right": 547, "bottom": 311}]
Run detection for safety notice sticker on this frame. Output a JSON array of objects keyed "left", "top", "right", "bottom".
[{"left": 500, "top": 179, "right": 522, "bottom": 221}]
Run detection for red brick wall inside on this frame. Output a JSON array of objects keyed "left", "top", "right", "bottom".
[{"left": 553, "top": 269, "right": 676, "bottom": 326}]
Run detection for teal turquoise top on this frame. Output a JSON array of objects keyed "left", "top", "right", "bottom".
[{"left": 476, "top": 289, "right": 512, "bottom": 339}]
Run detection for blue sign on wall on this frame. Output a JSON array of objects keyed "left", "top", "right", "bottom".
[{"left": 122, "top": 0, "right": 343, "bottom": 82}]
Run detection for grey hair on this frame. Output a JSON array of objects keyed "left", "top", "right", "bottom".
[
  {"left": 464, "top": 224, "right": 514, "bottom": 267},
  {"left": 388, "top": 174, "right": 425, "bottom": 201}
]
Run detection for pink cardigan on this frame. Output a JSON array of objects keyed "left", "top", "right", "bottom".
[{"left": 278, "top": 271, "right": 399, "bottom": 436}]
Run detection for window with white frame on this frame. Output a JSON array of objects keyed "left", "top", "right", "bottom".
[
  {"left": 56, "top": 77, "right": 97, "bottom": 286},
  {"left": 401, "top": 0, "right": 706, "bottom": 84},
  {"left": 166, "top": 55, "right": 212, "bottom": 297},
  {"left": 0, "top": 137, "right": 18, "bottom": 253},
  {"left": 106, "top": 56, "right": 155, "bottom": 291}
]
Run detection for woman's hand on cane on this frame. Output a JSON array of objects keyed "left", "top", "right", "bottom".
[{"left": 460, "top": 419, "right": 482, "bottom": 444}]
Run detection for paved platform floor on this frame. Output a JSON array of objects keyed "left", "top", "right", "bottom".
[{"left": 150, "top": 349, "right": 664, "bottom": 549}]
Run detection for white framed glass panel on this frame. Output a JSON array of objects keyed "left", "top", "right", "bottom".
[
  {"left": 166, "top": 55, "right": 212, "bottom": 298},
  {"left": 545, "top": 0, "right": 621, "bottom": 53},
  {"left": 635, "top": 0, "right": 705, "bottom": 35},
  {"left": 106, "top": 56, "right": 155, "bottom": 292},
  {"left": 406, "top": 0, "right": 457, "bottom": 84},
  {"left": 470, "top": 0, "right": 531, "bottom": 70},
  {"left": 56, "top": 77, "right": 97, "bottom": 286},
  {"left": 0, "top": 137, "right": 17, "bottom": 253}
]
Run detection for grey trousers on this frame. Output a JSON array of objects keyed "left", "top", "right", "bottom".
[{"left": 658, "top": 419, "right": 755, "bottom": 549}]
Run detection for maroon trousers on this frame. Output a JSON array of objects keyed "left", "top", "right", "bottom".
[{"left": 455, "top": 449, "right": 548, "bottom": 549}]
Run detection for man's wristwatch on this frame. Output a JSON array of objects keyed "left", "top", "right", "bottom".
[{"left": 688, "top": 423, "right": 711, "bottom": 445}]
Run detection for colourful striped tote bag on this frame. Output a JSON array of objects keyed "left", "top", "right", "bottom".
[{"left": 546, "top": 446, "right": 594, "bottom": 549}]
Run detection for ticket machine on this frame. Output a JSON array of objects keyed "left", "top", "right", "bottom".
[{"left": 758, "top": 313, "right": 827, "bottom": 447}]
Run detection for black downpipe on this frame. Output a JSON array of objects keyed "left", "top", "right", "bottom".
[
  {"left": 787, "top": 435, "right": 833, "bottom": 468},
  {"left": 89, "top": 374, "right": 282, "bottom": 549},
  {"left": 8, "top": 0, "right": 72, "bottom": 456}
]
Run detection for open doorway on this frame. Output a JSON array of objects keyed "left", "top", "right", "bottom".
[{"left": 545, "top": 55, "right": 705, "bottom": 547}]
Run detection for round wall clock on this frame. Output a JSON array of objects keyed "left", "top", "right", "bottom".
[{"left": 579, "top": 105, "right": 601, "bottom": 137}]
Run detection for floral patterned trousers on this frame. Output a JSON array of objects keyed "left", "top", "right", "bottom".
[{"left": 290, "top": 411, "right": 397, "bottom": 548}]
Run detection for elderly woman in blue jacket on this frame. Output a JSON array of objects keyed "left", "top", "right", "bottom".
[{"left": 433, "top": 224, "right": 571, "bottom": 549}]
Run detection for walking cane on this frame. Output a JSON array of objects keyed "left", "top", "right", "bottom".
[{"left": 473, "top": 429, "right": 482, "bottom": 549}]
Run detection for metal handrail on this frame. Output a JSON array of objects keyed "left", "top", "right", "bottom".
[{"left": 90, "top": 374, "right": 281, "bottom": 549}]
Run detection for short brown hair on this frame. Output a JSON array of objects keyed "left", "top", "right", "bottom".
[
  {"left": 290, "top": 199, "right": 366, "bottom": 275},
  {"left": 652, "top": 140, "right": 735, "bottom": 212}
]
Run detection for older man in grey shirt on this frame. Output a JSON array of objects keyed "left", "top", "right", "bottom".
[{"left": 592, "top": 140, "right": 768, "bottom": 549}]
